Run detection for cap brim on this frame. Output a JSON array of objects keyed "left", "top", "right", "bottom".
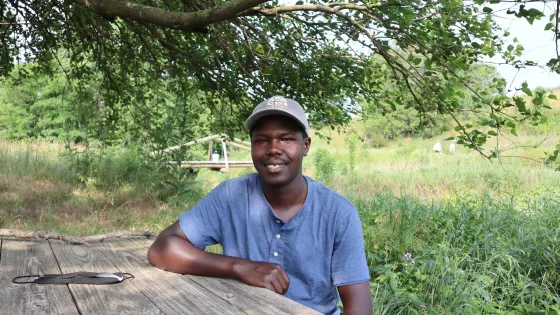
[{"left": 244, "top": 109, "right": 308, "bottom": 134}]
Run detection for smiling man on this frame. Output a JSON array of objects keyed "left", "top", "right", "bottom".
[{"left": 148, "top": 96, "right": 372, "bottom": 315}]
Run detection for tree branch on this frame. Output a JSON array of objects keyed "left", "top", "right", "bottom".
[{"left": 71, "top": 0, "right": 269, "bottom": 32}]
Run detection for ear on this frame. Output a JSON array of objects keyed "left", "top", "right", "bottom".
[{"left": 303, "top": 136, "right": 311, "bottom": 156}]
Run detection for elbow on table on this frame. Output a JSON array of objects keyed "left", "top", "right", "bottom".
[{"left": 147, "top": 242, "right": 170, "bottom": 271}]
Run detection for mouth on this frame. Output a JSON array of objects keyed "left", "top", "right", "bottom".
[{"left": 263, "top": 161, "right": 287, "bottom": 173}]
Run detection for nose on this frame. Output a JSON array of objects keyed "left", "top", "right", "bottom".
[{"left": 266, "top": 139, "right": 282, "bottom": 155}]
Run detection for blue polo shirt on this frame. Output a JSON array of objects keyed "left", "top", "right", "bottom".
[{"left": 179, "top": 174, "right": 370, "bottom": 314}]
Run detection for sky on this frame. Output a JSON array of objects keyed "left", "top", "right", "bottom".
[{"left": 488, "top": 1, "right": 560, "bottom": 92}]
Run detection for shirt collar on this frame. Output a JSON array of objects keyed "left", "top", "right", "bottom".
[{"left": 256, "top": 175, "right": 314, "bottom": 230}]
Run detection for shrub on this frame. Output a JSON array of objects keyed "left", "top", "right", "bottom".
[{"left": 312, "top": 148, "right": 336, "bottom": 184}]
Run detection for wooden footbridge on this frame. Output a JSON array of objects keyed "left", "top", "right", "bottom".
[{"left": 152, "top": 135, "right": 254, "bottom": 173}]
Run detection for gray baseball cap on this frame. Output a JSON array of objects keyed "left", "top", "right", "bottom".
[{"left": 244, "top": 96, "right": 309, "bottom": 135}]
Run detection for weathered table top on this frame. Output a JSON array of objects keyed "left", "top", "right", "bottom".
[{"left": 0, "top": 237, "right": 320, "bottom": 315}]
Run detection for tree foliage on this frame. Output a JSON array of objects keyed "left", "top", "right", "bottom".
[{"left": 0, "top": 0, "right": 559, "bottom": 156}]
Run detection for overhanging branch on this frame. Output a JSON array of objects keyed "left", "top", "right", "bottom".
[{"left": 71, "top": 0, "right": 269, "bottom": 31}]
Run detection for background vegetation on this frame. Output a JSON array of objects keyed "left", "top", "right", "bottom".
[
  {"left": 2, "top": 0, "right": 560, "bottom": 313},
  {"left": 2, "top": 100, "right": 559, "bottom": 313}
]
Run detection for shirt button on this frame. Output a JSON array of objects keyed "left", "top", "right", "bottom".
[
  {"left": 273, "top": 252, "right": 279, "bottom": 257},
  {"left": 276, "top": 234, "right": 281, "bottom": 239},
  {"left": 275, "top": 220, "right": 281, "bottom": 223}
]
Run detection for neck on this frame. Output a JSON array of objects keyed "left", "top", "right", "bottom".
[{"left": 261, "top": 175, "right": 308, "bottom": 210}]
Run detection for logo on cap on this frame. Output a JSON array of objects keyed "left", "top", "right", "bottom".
[{"left": 266, "top": 96, "right": 288, "bottom": 110}]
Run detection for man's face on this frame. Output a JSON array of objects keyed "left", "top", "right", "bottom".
[{"left": 250, "top": 115, "right": 310, "bottom": 188}]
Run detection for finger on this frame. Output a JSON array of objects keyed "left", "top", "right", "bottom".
[
  {"left": 270, "top": 265, "right": 288, "bottom": 294},
  {"left": 279, "top": 268, "right": 290, "bottom": 290},
  {"left": 275, "top": 270, "right": 289, "bottom": 294},
  {"left": 263, "top": 282, "right": 275, "bottom": 293},
  {"left": 269, "top": 276, "right": 284, "bottom": 294}
]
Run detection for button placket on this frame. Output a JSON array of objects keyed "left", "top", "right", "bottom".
[{"left": 270, "top": 226, "right": 285, "bottom": 261}]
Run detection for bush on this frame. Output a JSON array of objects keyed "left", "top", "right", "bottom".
[
  {"left": 312, "top": 148, "right": 336, "bottom": 184},
  {"left": 61, "top": 144, "right": 200, "bottom": 201}
]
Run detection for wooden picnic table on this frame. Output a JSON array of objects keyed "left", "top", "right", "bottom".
[{"left": 0, "top": 236, "right": 320, "bottom": 315}]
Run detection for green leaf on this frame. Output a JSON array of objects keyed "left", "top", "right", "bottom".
[
  {"left": 255, "top": 44, "right": 264, "bottom": 55},
  {"left": 488, "top": 130, "right": 498, "bottom": 136},
  {"left": 548, "top": 94, "right": 557, "bottom": 100},
  {"left": 424, "top": 59, "right": 433, "bottom": 68},
  {"left": 521, "top": 82, "right": 532, "bottom": 96},
  {"left": 533, "top": 97, "right": 543, "bottom": 106},
  {"left": 483, "top": 7, "right": 493, "bottom": 13},
  {"left": 545, "top": 23, "right": 553, "bottom": 31}
]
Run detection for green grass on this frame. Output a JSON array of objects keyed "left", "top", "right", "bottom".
[
  {"left": 0, "top": 140, "right": 203, "bottom": 234},
  {"left": 355, "top": 192, "right": 560, "bottom": 314},
  {"left": 1, "top": 128, "right": 559, "bottom": 313}
]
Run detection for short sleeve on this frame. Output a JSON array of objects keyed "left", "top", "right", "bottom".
[
  {"left": 331, "top": 206, "right": 370, "bottom": 286},
  {"left": 178, "top": 183, "right": 228, "bottom": 249}
]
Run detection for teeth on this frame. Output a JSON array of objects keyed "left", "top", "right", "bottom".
[{"left": 267, "top": 165, "right": 281, "bottom": 169}]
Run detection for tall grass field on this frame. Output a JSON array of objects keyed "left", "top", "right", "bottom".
[{"left": 1, "top": 128, "right": 559, "bottom": 313}]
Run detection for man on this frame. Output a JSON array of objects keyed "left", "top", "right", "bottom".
[
  {"left": 449, "top": 140, "right": 456, "bottom": 155},
  {"left": 433, "top": 140, "right": 442, "bottom": 155},
  {"left": 148, "top": 96, "right": 372, "bottom": 315}
]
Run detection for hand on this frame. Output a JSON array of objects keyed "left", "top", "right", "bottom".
[{"left": 232, "top": 260, "right": 290, "bottom": 294}]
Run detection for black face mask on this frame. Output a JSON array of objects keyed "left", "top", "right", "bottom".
[{"left": 12, "top": 272, "right": 133, "bottom": 285}]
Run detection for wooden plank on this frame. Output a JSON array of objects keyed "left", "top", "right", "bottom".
[
  {"left": 187, "top": 276, "right": 321, "bottom": 315},
  {"left": 233, "top": 138, "right": 251, "bottom": 147},
  {"left": 0, "top": 238, "right": 79, "bottom": 315},
  {"left": 95, "top": 239, "right": 243, "bottom": 314},
  {"left": 175, "top": 162, "right": 254, "bottom": 169},
  {"left": 152, "top": 134, "right": 222, "bottom": 155},
  {"left": 225, "top": 141, "right": 250, "bottom": 151},
  {"left": 222, "top": 140, "right": 229, "bottom": 169},
  {"left": 131, "top": 239, "right": 321, "bottom": 315},
  {"left": 48, "top": 239, "right": 161, "bottom": 315}
]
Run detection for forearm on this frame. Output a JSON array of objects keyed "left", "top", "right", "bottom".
[
  {"left": 147, "top": 221, "right": 290, "bottom": 294},
  {"left": 338, "top": 281, "right": 373, "bottom": 315},
  {"left": 148, "top": 234, "right": 244, "bottom": 277}
]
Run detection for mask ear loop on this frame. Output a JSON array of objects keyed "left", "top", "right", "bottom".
[
  {"left": 12, "top": 275, "right": 41, "bottom": 284},
  {"left": 12, "top": 272, "right": 135, "bottom": 284},
  {"left": 122, "top": 273, "right": 134, "bottom": 281}
]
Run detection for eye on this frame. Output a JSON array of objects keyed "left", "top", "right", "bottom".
[
  {"left": 254, "top": 139, "right": 267, "bottom": 144},
  {"left": 281, "top": 137, "right": 295, "bottom": 142}
]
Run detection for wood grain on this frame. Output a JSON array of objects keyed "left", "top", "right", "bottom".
[
  {"left": 131, "top": 238, "right": 321, "bottom": 315},
  {"left": 0, "top": 238, "right": 79, "bottom": 315},
  {"left": 0, "top": 229, "right": 157, "bottom": 245},
  {"left": 49, "top": 239, "right": 161, "bottom": 315},
  {"left": 95, "top": 238, "right": 242, "bottom": 314},
  {"left": 187, "top": 275, "right": 321, "bottom": 315}
]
